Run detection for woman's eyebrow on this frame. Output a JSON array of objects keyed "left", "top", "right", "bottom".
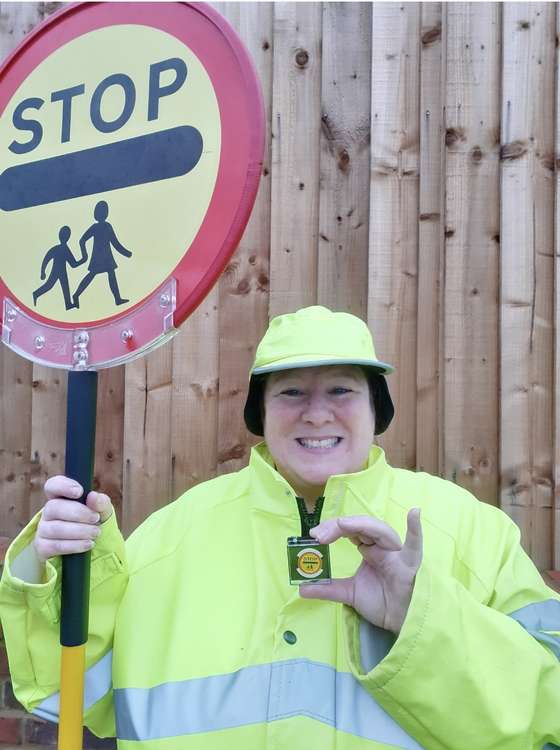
[{"left": 325, "top": 369, "right": 365, "bottom": 382}]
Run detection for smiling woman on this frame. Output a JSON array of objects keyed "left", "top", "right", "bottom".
[
  {"left": 1, "top": 306, "right": 559, "bottom": 750},
  {"left": 263, "top": 365, "right": 375, "bottom": 507}
]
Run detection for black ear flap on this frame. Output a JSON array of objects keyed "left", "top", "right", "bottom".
[
  {"left": 370, "top": 375, "right": 394, "bottom": 435},
  {"left": 243, "top": 376, "right": 266, "bottom": 436}
]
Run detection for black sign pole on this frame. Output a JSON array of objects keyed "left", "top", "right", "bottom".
[{"left": 59, "top": 370, "right": 98, "bottom": 750}]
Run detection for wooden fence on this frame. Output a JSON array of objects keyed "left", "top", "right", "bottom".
[{"left": 1, "top": 2, "right": 559, "bottom": 572}]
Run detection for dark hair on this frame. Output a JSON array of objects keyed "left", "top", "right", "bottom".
[{"left": 246, "top": 367, "right": 393, "bottom": 436}]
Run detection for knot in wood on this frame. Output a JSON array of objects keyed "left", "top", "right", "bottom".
[
  {"left": 500, "top": 140, "right": 528, "bottom": 161},
  {"left": 337, "top": 148, "right": 350, "bottom": 172},
  {"left": 421, "top": 24, "right": 441, "bottom": 46},
  {"left": 445, "top": 127, "right": 466, "bottom": 148},
  {"left": 471, "top": 145, "right": 483, "bottom": 163},
  {"left": 295, "top": 48, "right": 309, "bottom": 68}
]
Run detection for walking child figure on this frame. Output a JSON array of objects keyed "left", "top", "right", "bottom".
[
  {"left": 33, "top": 225, "right": 82, "bottom": 310},
  {"left": 72, "top": 200, "right": 133, "bottom": 309}
]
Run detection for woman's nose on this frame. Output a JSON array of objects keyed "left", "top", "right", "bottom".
[{"left": 301, "top": 394, "right": 334, "bottom": 424}]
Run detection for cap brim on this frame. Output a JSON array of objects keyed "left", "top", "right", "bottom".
[{"left": 252, "top": 357, "right": 394, "bottom": 376}]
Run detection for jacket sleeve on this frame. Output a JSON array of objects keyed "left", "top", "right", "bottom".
[
  {"left": 343, "top": 506, "right": 560, "bottom": 750},
  {"left": 0, "top": 510, "right": 128, "bottom": 738}
]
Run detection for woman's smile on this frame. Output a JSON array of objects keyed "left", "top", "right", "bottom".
[{"left": 263, "top": 365, "right": 375, "bottom": 504}]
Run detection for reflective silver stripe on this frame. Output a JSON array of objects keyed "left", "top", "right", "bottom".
[
  {"left": 114, "top": 658, "right": 424, "bottom": 748},
  {"left": 509, "top": 599, "right": 560, "bottom": 660},
  {"left": 33, "top": 649, "right": 113, "bottom": 723},
  {"left": 360, "top": 619, "right": 396, "bottom": 673}
]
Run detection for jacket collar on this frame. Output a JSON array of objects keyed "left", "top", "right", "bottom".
[{"left": 248, "top": 442, "right": 392, "bottom": 522}]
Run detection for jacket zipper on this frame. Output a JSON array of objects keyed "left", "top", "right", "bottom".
[{"left": 295, "top": 496, "right": 325, "bottom": 537}]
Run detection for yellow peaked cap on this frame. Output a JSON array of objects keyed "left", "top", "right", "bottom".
[{"left": 251, "top": 306, "right": 394, "bottom": 375}]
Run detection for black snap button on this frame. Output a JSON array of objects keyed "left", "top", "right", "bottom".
[{"left": 283, "top": 630, "right": 297, "bottom": 645}]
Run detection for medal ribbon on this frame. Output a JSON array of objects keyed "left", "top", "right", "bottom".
[{"left": 295, "top": 496, "right": 325, "bottom": 537}]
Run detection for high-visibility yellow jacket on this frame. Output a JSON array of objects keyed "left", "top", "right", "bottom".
[{"left": 1, "top": 444, "right": 559, "bottom": 750}]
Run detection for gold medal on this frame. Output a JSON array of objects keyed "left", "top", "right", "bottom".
[{"left": 287, "top": 537, "right": 331, "bottom": 585}]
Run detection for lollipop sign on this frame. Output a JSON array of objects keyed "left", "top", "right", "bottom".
[{"left": 0, "top": 2, "right": 264, "bottom": 368}]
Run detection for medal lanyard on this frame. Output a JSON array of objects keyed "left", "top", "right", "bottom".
[{"left": 295, "top": 496, "right": 325, "bottom": 537}]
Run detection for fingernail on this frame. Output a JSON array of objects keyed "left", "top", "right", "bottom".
[
  {"left": 91, "top": 513, "right": 101, "bottom": 524},
  {"left": 87, "top": 539, "right": 95, "bottom": 549},
  {"left": 71, "top": 486, "right": 82, "bottom": 498}
]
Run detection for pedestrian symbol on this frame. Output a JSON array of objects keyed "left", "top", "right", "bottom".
[
  {"left": 33, "top": 201, "right": 133, "bottom": 311},
  {"left": 73, "top": 201, "right": 132, "bottom": 308},
  {"left": 33, "top": 225, "right": 80, "bottom": 310}
]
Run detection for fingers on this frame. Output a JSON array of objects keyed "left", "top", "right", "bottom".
[
  {"left": 34, "top": 536, "right": 97, "bottom": 561},
  {"left": 311, "top": 515, "right": 402, "bottom": 551},
  {"left": 35, "top": 477, "right": 114, "bottom": 562},
  {"left": 300, "top": 576, "right": 354, "bottom": 607},
  {"left": 34, "top": 506, "right": 100, "bottom": 561},
  {"left": 85, "top": 491, "right": 114, "bottom": 523},
  {"left": 39, "top": 519, "right": 101, "bottom": 540},
  {"left": 42, "top": 498, "right": 100, "bottom": 525},
  {"left": 400, "top": 508, "right": 423, "bottom": 568},
  {"left": 44, "top": 475, "right": 83, "bottom": 501}
]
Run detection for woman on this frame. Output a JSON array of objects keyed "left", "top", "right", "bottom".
[{"left": 1, "top": 306, "right": 559, "bottom": 749}]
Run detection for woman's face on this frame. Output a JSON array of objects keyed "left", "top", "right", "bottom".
[{"left": 263, "top": 365, "right": 375, "bottom": 502}]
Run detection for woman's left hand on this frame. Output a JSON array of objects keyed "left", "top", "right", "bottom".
[{"left": 299, "top": 509, "right": 423, "bottom": 634}]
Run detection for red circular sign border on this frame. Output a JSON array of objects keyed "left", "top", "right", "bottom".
[{"left": 0, "top": 1, "right": 265, "bottom": 332}]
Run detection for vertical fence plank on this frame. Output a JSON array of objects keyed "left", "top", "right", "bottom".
[
  {"left": 317, "top": 2, "right": 371, "bottom": 318},
  {"left": 93, "top": 367, "right": 125, "bottom": 523},
  {"left": 368, "top": 2, "right": 421, "bottom": 469},
  {"left": 269, "top": 1, "right": 323, "bottom": 316},
  {"left": 0, "top": 348, "right": 32, "bottom": 535},
  {"left": 215, "top": 2, "right": 272, "bottom": 475},
  {"left": 500, "top": 3, "right": 556, "bottom": 567},
  {"left": 417, "top": 3, "right": 444, "bottom": 475},
  {"left": 0, "top": 2, "right": 45, "bottom": 59},
  {"left": 555, "top": 4, "right": 560, "bottom": 571},
  {"left": 443, "top": 3, "right": 501, "bottom": 504},
  {"left": 122, "top": 346, "right": 173, "bottom": 535},
  {"left": 170, "top": 294, "right": 219, "bottom": 500},
  {"left": 29, "top": 367, "right": 66, "bottom": 516}
]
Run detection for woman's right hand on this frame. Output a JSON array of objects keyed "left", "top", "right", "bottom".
[{"left": 34, "top": 475, "right": 114, "bottom": 563}]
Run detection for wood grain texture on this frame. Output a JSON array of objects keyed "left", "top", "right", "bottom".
[
  {"left": 555, "top": 2, "right": 560, "bottom": 571},
  {"left": 0, "top": 348, "right": 32, "bottom": 536},
  {"left": 500, "top": 3, "right": 555, "bottom": 567},
  {"left": 443, "top": 3, "right": 501, "bottom": 504},
  {"left": 170, "top": 294, "right": 219, "bottom": 501},
  {"left": 214, "top": 1, "right": 272, "bottom": 476},
  {"left": 269, "top": 1, "right": 322, "bottom": 316},
  {"left": 93, "top": 367, "right": 125, "bottom": 523},
  {"left": 317, "top": 2, "right": 371, "bottom": 318},
  {"left": 29, "top": 366, "right": 66, "bottom": 517},
  {"left": 416, "top": 2, "right": 444, "bottom": 475},
  {"left": 122, "top": 345, "right": 174, "bottom": 535},
  {"left": 368, "top": 2, "right": 421, "bottom": 470},
  {"left": 0, "top": 2, "right": 558, "bottom": 571}
]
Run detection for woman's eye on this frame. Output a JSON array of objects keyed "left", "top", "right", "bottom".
[
  {"left": 280, "top": 388, "right": 303, "bottom": 397},
  {"left": 330, "top": 386, "right": 352, "bottom": 395}
]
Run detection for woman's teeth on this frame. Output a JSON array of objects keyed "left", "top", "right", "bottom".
[{"left": 297, "top": 437, "right": 341, "bottom": 449}]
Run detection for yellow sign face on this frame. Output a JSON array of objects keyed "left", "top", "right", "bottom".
[
  {"left": 297, "top": 549, "right": 323, "bottom": 578},
  {"left": 0, "top": 24, "right": 220, "bottom": 323}
]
